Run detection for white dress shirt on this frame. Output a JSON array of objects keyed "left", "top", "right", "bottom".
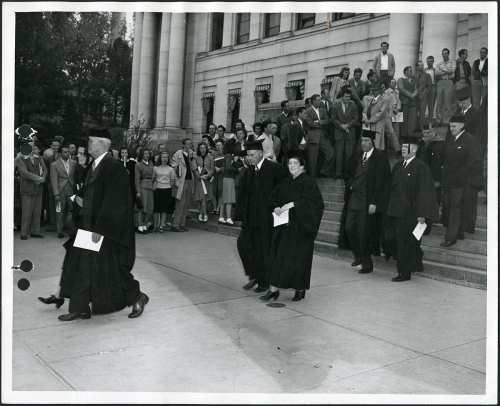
[{"left": 380, "top": 53, "right": 389, "bottom": 70}]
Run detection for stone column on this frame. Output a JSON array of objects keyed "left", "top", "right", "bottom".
[
  {"left": 222, "top": 13, "right": 234, "bottom": 48},
  {"left": 165, "top": 13, "right": 186, "bottom": 129},
  {"left": 137, "top": 12, "right": 159, "bottom": 128},
  {"left": 249, "top": 13, "right": 261, "bottom": 41},
  {"left": 389, "top": 13, "right": 422, "bottom": 77},
  {"left": 182, "top": 14, "right": 199, "bottom": 130},
  {"left": 129, "top": 12, "right": 143, "bottom": 127},
  {"left": 155, "top": 13, "right": 172, "bottom": 129},
  {"left": 279, "top": 13, "right": 293, "bottom": 34},
  {"left": 111, "top": 12, "right": 126, "bottom": 39},
  {"left": 421, "top": 14, "right": 459, "bottom": 62}
]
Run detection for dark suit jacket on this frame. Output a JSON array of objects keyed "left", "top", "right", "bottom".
[
  {"left": 348, "top": 78, "right": 365, "bottom": 101},
  {"left": 304, "top": 106, "right": 330, "bottom": 144},
  {"left": 282, "top": 120, "right": 306, "bottom": 153},
  {"left": 454, "top": 60, "right": 472, "bottom": 85},
  {"left": 319, "top": 99, "right": 333, "bottom": 118},
  {"left": 16, "top": 155, "right": 48, "bottom": 195},
  {"left": 331, "top": 101, "right": 358, "bottom": 140},
  {"left": 472, "top": 58, "right": 488, "bottom": 80},
  {"left": 415, "top": 71, "right": 432, "bottom": 99},
  {"left": 50, "top": 158, "right": 77, "bottom": 197},
  {"left": 397, "top": 77, "right": 416, "bottom": 106},
  {"left": 439, "top": 131, "right": 483, "bottom": 189},
  {"left": 276, "top": 113, "right": 291, "bottom": 139}
]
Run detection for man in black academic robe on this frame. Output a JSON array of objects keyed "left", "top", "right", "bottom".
[
  {"left": 235, "top": 140, "right": 287, "bottom": 292},
  {"left": 383, "top": 136, "right": 439, "bottom": 281},
  {"left": 438, "top": 115, "right": 483, "bottom": 247},
  {"left": 59, "top": 131, "right": 148, "bottom": 320},
  {"left": 338, "top": 130, "right": 391, "bottom": 273}
]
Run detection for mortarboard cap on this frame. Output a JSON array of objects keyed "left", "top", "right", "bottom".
[
  {"left": 244, "top": 139, "right": 264, "bottom": 151},
  {"left": 361, "top": 130, "right": 378, "bottom": 140},
  {"left": 87, "top": 128, "right": 112, "bottom": 140},
  {"left": 455, "top": 87, "right": 472, "bottom": 102},
  {"left": 449, "top": 115, "right": 466, "bottom": 123}
]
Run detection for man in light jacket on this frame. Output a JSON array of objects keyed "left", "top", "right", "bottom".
[{"left": 372, "top": 41, "right": 396, "bottom": 88}]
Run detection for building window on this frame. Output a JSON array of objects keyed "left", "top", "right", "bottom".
[
  {"left": 297, "top": 13, "right": 315, "bottom": 30},
  {"left": 265, "top": 13, "right": 281, "bottom": 38},
  {"left": 201, "top": 92, "right": 215, "bottom": 134},
  {"left": 284, "top": 80, "right": 305, "bottom": 101},
  {"left": 211, "top": 13, "right": 224, "bottom": 50},
  {"left": 332, "top": 13, "right": 355, "bottom": 21},
  {"left": 236, "top": 13, "right": 251, "bottom": 45},
  {"left": 254, "top": 85, "right": 271, "bottom": 106},
  {"left": 227, "top": 89, "right": 241, "bottom": 133}
]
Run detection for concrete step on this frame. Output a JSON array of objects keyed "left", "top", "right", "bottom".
[
  {"left": 313, "top": 241, "right": 486, "bottom": 289},
  {"left": 319, "top": 220, "right": 340, "bottom": 233},
  {"left": 321, "top": 193, "right": 345, "bottom": 203},
  {"left": 322, "top": 210, "right": 342, "bottom": 222},
  {"left": 318, "top": 185, "right": 345, "bottom": 194},
  {"left": 324, "top": 201, "right": 345, "bottom": 211},
  {"left": 429, "top": 224, "right": 487, "bottom": 242},
  {"left": 315, "top": 178, "right": 345, "bottom": 186},
  {"left": 421, "top": 234, "right": 487, "bottom": 256}
]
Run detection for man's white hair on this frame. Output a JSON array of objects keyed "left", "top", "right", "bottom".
[{"left": 91, "top": 136, "right": 112, "bottom": 150}]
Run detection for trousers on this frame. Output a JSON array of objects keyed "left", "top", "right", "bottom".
[
  {"left": 443, "top": 187, "right": 464, "bottom": 242},
  {"left": 345, "top": 208, "right": 373, "bottom": 270},
  {"left": 436, "top": 80, "right": 454, "bottom": 124},
  {"left": 172, "top": 179, "right": 193, "bottom": 227},
  {"left": 237, "top": 225, "right": 268, "bottom": 284},
  {"left": 21, "top": 194, "right": 42, "bottom": 236}
]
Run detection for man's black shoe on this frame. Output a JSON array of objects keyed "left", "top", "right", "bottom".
[
  {"left": 440, "top": 240, "right": 456, "bottom": 247},
  {"left": 243, "top": 279, "right": 257, "bottom": 290},
  {"left": 179, "top": 226, "right": 189, "bottom": 231},
  {"left": 391, "top": 274, "right": 410, "bottom": 282},
  {"left": 457, "top": 231, "right": 465, "bottom": 240},
  {"left": 20, "top": 235, "right": 27, "bottom": 240},
  {"left": 254, "top": 285, "right": 269, "bottom": 293},
  {"left": 30, "top": 234, "right": 44, "bottom": 238},
  {"left": 58, "top": 233, "right": 65, "bottom": 238},
  {"left": 129, "top": 293, "right": 149, "bottom": 318},
  {"left": 58, "top": 312, "right": 91, "bottom": 321},
  {"left": 358, "top": 267, "right": 373, "bottom": 274},
  {"left": 351, "top": 259, "right": 362, "bottom": 267},
  {"left": 170, "top": 226, "right": 185, "bottom": 232}
]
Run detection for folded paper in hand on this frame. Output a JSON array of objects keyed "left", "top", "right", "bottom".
[
  {"left": 74, "top": 229, "right": 103, "bottom": 252},
  {"left": 412, "top": 222, "right": 427, "bottom": 241},
  {"left": 391, "top": 112, "right": 404, "bottom": 123},
  {"left": 273, "top": 210, "right": 289, "bottom": 227}
]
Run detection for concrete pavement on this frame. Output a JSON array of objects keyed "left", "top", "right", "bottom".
[{"left": 10, "top": 228, "right": 487, "bottom": 396}]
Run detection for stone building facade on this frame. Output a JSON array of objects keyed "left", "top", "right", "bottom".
[{"left": 128, "top": 12, "right": 488, "bottom": 148}]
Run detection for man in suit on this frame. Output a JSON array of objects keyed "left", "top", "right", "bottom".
[
  {"left": 397, "top": 66, "right": 418, "bottom": 139},
  {"left": 43, "top": 138, "right": 61, "bottom": 231},
  {"left": 50, "top": 144, "right": 77, "bottom": 238},
  {"left": 304, "top": 94, "right": 336, "bottom": 178},
  {"left": 16, "top": 140, "right": 48, "bottom": 240},
  {"left": 258, "top": 120, "right": 281, "bottom": 162},
  {"left": 425, "top": 56, "right": 438, "bottom": 121},
  {"left": 280, "top": 109, "right": 305, "bottom": 157},
  {"left": 372, "top": 41, "right": 396, "bottom": 88},
  {"left": 383, "top": 135, "right": 439, "bottom": 281},
  {"left": 170, "top": 138, "right": 198, "bottom": 232},
  {"left": 320, "top": 88, "right": 334, "bottom": 144},
  {"left": 362, "top": 82, "right": 388, "bottom": 150},
  {"left": 385, "top": 78, "right": 402, "bottom": 139},
  {"left": 331, "top": 88, "right": 358, "bottom": 178},
  {"left": 455, "top": 87, "right": 479, "bottom": 135},
  {"left": 235, "top": 140, "right": 287, "bottom": 292},
  {"left": 453, "top": 49, "right": 472, "bottom": 92},
  {"left": 471, "top": 47, "right": 488, "bottom": 108},
  {"left": 59, "top": 131, "right": 148, "bottom": 321},
  {"left": 415, "top": 61, "right": 432, "bottom": 130},
  {"left": 276, "top": 100, "right": 292, "bottom": 139},
  {"left": 349, "top": 68, "right": 365, "bottom": 102},
  {"left": 338, "top": 130, "right": 391, "bottom": 274},
  {"left": 438, "top": 115, "right": 483, "bottom": 247}
]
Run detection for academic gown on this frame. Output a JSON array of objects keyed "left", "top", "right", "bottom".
[
  {"left": 235, "top": 159, "right": 287, "bottom": 283},
  {"left": 60, "top": 154, "right": 140, "bottom": 314},
  {"left": 266, "top": 173, "right": 324, "bottom": 290},
  {"left": 338, "top": 149, "right": 391, "bottom": 256},
  {"left": 382, "top": 158, "right": 439, "bottom": 277}
]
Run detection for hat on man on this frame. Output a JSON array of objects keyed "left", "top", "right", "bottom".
[
  {"left": 449, "top": 115, "right": 466, "bottom": 124},
  {"left": 87, "top": 128, "right": 112, "bottom": 140},
  {"left": 403, "top": 134, "right": 423, "bottom": 147},
  {"left": 455, "top": 87, "right": 472, "bottom": 102},
  {"left": 361, "top": 130, "right": 378, "bottom": 140},
  {"left": 244, "top": 139, "right": 264, "bottom": 151}
]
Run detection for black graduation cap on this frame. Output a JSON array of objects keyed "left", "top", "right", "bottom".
[
  {"left": 361, "top": 130, "right": 378, "bottom": 140},
  {"left": 403, "top": 133, "right": 423, "bottom": 147},
  {"left": 244, "top": 139, "right": 264, "bottom": 151},
  {"left": 87, "top": 127, "right": 112, "bottom": 139},
  {"left": 455, "top": 87, "right": 472, "bottom": 102},
  {"left": 449, "top": 115, "right": 466, "bottom": 123},
  {"left": 15, "top": 124, "right": 37, "bottom": 143}
]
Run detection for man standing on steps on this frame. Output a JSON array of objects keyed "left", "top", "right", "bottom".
[
  {"left": 383, "top": 135, "right": 439, "bottom": 282},
  {"left": 235, "top": 140, "right": 287, "bottom": 293},
  {"left": 438, "top": 115, "right": 483, "bottom": 248},
  {"left": 338, "top": 130, "right": 391, "bottom": 274}
]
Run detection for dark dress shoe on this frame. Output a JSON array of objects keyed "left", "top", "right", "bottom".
[
  {"left": 170, "top": 226, "right": 185, "bottom": 232},
  {"left": 243, "top": 279, "right": 257, "bottom": 290},
  {"left": 358, "top": 267, "right": 373, "bottom": 274},
  {"left": 260, "top": 290, "right": 280, "bottom": 301},
  {"left": 440, "top": 240, "right": 456, "bottom": 247},
  {"left": 292, "top": 290, "right": 306, "bottom": 301},
  {"left": 391, "top": 274, "right": 410, "bottom": 282},
  {"left": 31, "top": 234, "right": 44, "bottom": 238},
  {"left": 20, "top": 235, "right": 28, "bottom": 240},
  {"left": 457, "top": 231, "right": 465, "bottom": 240},
  {"left": 129, "top": 293, "right": 149, "bottom": 318},
  {"left": 58, "top": 233, "right": 65, "bottom": 238},
  {"left": 351, "top": 259, "right": 362, "bottom": 267},
  {"left": 38, "top": 295, "right": 65, "bottom": 309},
  {"left": 58, "top": 312, "right": 91, "bottom": 321},
  {"left": 254, "top": 285, "right": 269, "bottom": 293},
  {"left": 179, "top": 226, "right": 189, "bottom": 231}
]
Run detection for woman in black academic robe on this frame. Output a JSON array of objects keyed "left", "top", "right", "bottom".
[{"left": 260, "top": 152, "right": 324, "bottom": 302}]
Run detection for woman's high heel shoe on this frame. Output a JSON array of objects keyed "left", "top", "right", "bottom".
[
  {"left": 260, "top": 290, "right": 280, "bottom": 301},
  {"left": 292, "top": 290, "right": 306, "bottom": 301},
  {"left": 38, "top": 295, "right": 65, "bottom": 309}
]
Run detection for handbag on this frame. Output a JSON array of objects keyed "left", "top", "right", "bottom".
[{"left": 135, "top": 196, "right": 143, "bottom": 210}]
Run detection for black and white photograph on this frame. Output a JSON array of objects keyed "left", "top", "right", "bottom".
[{"left": 2, "top": 2, "right": 497, "bottom": 403}]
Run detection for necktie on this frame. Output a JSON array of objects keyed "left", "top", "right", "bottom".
[
  {"left": 92, "top": 161, "right": 96, "bottom": 171},
  {"left": 461, "top": 110, "right": 465, "bottom": 115},
  {"left": 367, "top": 100, "right": 374, "bottom": 119},
  {"left": 403, "top": 160, "right": 407, "bottom": 168},
  {"left": 255, "top": 166, "right": 259, "bottom": 174},
  {"left": 342, "top": 103, "right": 346, "bottom": 114},
  {"left": 452, "top": 136, "right": 457, "bottom": 143},
  {"left": 362, "top": 153, "right": 368, "bottom": 164}
]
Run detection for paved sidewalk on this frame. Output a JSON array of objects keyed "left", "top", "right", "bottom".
[{"left": 11, "top": 228, "right": 486, "bottom": 395}]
